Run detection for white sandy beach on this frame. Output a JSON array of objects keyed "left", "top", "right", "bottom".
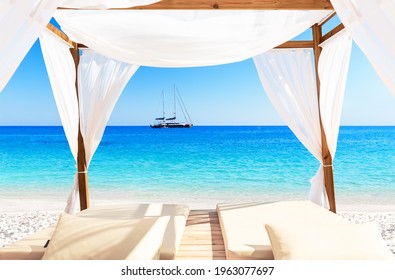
[{"left": 1, "top": 207, "right": 394, "bottom": 256}]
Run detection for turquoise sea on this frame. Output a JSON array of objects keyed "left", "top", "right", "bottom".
[{"left": 0, "top": 126, "right": 394, "bottom": 211}]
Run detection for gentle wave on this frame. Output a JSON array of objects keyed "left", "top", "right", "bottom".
[{"left": 0, "top": 126, "right": 394, "bottom": 210}]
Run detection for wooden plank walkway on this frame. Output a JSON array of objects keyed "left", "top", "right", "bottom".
[{"left": 175, "top": 209, "right": 226, "bottom": 260}]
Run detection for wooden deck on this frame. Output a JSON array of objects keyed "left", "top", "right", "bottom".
[{"left": 175, "top": 210, "right": 226, "bottom": 260}]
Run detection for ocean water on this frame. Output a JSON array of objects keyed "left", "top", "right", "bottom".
[{"left": 0, "top": 126, "right": 394, "bottom": 211}]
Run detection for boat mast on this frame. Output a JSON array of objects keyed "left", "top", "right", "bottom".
[
  {"left": 162, "top": 89, "right": 165, "bottom": 121},
  {"left": 175, "top": 86, "right": 193, "bottom": 124},
  {"left": 173, "top": 84, "right": 176, "bottom": 120}
]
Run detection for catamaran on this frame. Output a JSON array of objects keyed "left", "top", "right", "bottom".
[{"left": 151, "top": 85, "right": 193, "bottom": 128}]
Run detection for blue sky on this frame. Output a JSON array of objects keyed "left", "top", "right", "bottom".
[{"left": 1, "top": 18, "right": 395, "bottom": 126}]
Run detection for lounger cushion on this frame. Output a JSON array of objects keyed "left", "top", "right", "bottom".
[
  {"left": 42, "top": 213, "right": 169, "bottom": 260},
  {"left": 0, "top": 227, "right": 55, "bottom": 260},
  {"left": 265, "top": 222, "right": 394, "bottom": 260},
  {"left": 76, "top": 204, "right": 189, "bottom": 260},
  {"left": 217, "top": 201, "right": 349, "bottom": 260},
  {"left": 0, "top": 204, "right": 189, "bottom": 260}
]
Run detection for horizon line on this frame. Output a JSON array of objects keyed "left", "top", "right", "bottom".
[{"left": 0, "top": 124, "right": 394, "bottom": 127}]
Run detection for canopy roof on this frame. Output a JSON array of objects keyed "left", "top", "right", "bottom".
[{"left": 54, "top": 10, "right": 332, "bottom": 67}]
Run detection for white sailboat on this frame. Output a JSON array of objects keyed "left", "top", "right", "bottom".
[{"left": 151, "top": 85, "right": 193, "bottom": 128}]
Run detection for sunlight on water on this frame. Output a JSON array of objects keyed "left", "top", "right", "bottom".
[{"left": 0, "top": 126, "right": 394, "bottom": 210}]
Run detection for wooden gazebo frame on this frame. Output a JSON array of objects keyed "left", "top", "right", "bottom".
[{"left": 47, "top": 0, "right": 344, "bottom": 213}]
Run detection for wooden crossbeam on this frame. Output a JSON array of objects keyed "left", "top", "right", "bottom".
[
  {"left": 318, "top": 11, "right": 336, "bottom": 26},
  {"left": 46, "top": 23, "right": 74, "bottom": 46},
  {"left": 275, "top": 40, "right": 314, "bottom": 49},
  {"left": 59, "top": 0, "right": 333, "bottom": 10},
  {"left": 321, "top": 23, "right": 345, "bottom": 44}
]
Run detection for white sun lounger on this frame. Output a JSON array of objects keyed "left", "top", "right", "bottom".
[
  {"left": 216, "top": 201, "right": 349, "bottom": 260},
  {"left": 0, "top": 226, "right": 55, "bottom": 260},
  {"left": 0, "top": 203, "right": 189, "bottom": 260}
]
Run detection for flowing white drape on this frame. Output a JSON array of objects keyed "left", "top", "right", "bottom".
[
  {"left": 40, "top": 31, "right": 139, "bottom": 213},
  {"left": 253, "top": 49, "right": 323, "bottom": 203},
  {"left": 319, "top": 31, "right": 352, "bottom": 159},
  {"left": 39, "top": 29, "right": 79, "bottom": 213},
  {"left": 331, "top": 0, "right": 395, "bottom": 96},
  {"left": 254, "top": 31, "right": 352, "bottom": 208},
  {"left": 54, "top": 10, "right": 331, "bottom": 67},
  {"left": 0, "top": 0, "right": 61, "bottom": 92},
  {"left": 63, "top": 50, "right": 139, "bottom": 212},
  {"left": 253, "top": 49, "right": 321, "bottom": 159},
  {"left": 59, "top": 0, "right": 161, "bottom": 9},
  {"left": 39, "top": 30, "right": 79, "bottom": 160},
  {"left": 78, "top": 49, "right": 139, "bottom": 166},
  {"left": 309, "top": 30, "right": 352, "bottom": 206}
]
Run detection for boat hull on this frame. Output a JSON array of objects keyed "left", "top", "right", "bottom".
[{"left": 150, "top": 123, "right": 193, "bottom": 128}]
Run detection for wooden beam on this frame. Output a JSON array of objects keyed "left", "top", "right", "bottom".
[
  {"left": 77, "top": 43, "right": 88, "bottom": 49},
  {"left": 321, "top": 23, "right": 345, "bottom": 44},
  {"left": 275, "top": 40, "right": 314, "bottom": 49},
  {"left": 46, "top": 23, "right": 74, "bottom": 46},
  {"left": 45, "top": 24, "right": 90, "bottom": 48},
  {"left": 318, "top": 11, "right": 336, "bottom": 26},
  {"left": 59, "top": 0, "right": 333, "bottom": 10},
  {"left": 70, "top": 43, "right": 90, "bottom": 211},
  {"left": 312, "top": 24, "right": 336, "bottom": 213}
]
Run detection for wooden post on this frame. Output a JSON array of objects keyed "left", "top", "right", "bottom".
[
  {"left": 70, "top": 43, "right": 89, "bottom": 211},
  {"left": 312, "top": 24, "right": 336, "bottom": 213}
]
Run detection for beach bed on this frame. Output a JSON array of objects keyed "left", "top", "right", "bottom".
[
  {"left": 0, "top": 203, "right": 189, "bottom": 260},
  {"left": 0, "top": 226, "right": 55, "bottom": 260},
  {"left": 217, "top": 200, "right": 393, "bottom": 260}
]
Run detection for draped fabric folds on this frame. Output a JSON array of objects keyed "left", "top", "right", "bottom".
[
  {"left": 309, "top": 30, "right": 352, "bottom": 207},
  {"left": 253, "top": 49, "right": 321, "bottom": 159},
  {"left": 54, "top": 10, "right": 331, "bottom": 67},
  {"left": 68, "top": 51, "right": 138, "bottom": 212},
  {"left": 40, "top": 30, "right": 139, "bottom": 213},
  {"left": 39, "top": 30, "right": 79, "bottom": 160},
  {"left": 78, "top": 49, "right": 139, "bottom": 167},
  {"left": 0, "top": 0, "right": 60, "bottom": 92},
  {"left": 39, "top": 29, "right": 79, "bottom": 213},
  {"left": 319, "top": 31, "right": 352, "bottom": 158},
  {"left": 253, "top": 50, "right": 323, "bottom": 204},
  {"left": 253, "top": 30, "right": 352, "bottom": 208},
  {"left": 331, "top": 0, "right": 395, "bottom": 96}
]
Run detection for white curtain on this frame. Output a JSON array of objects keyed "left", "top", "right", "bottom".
[
  {"left": 0, "top": 0, "right": 61, "bottom": 92},
  {"left": 39, "top": 29, "right": 79, "bottom": 213},
  {"left": 254, "top": 31, "right": 352, "bottom": 208},
  {"left": 59, "top": 0, "right": 161, "bottom": 9},
  {"left": 319, "top": 31, "right": 352, "bottom": 158},
  {"left": 65, "top": 50, "right": 138, "bottom": 212},
  {"left": 39, "top": 29, "right": 79, "bottom": 160},
  {"left": 253, "top": 49, "right": 323, "bottom": 203},
  {"left": 40, "top": 29, "right": 78, "bottom": 213},
  {"left": 331, "top": 0, "right": 395, "bottom": 96},
  {"left": 40, "top": 31, "right": 139, "bottom": 213},
  {"left": 78, "top": 49, "right": 139, "bottom": 166},
  {"left": 309, "top": 30, "right": 352, "bottom": 206},
  {"left": 61, "top": 50, "right": 138, "bottom": 212},
  {"left": 54, "top": 10, "right": 331, "bottom": 67}
]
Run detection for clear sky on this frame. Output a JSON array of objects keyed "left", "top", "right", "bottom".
[{"left": 1, "top": 17, "right": 395, "bottom": 126}]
